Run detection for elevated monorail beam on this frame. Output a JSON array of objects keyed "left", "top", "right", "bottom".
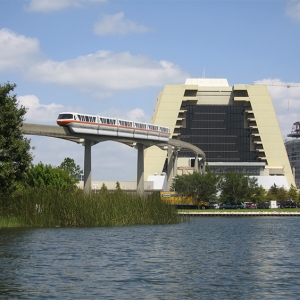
[
  {"left": 21, "top": 123, "right": 84, "bottom": 144},
  {"left": 21, "top": 123, "right": 169, "bottom": 195},
  {"left": 158, "top": 138, "right": 206, "bottom": 164},
  {"left": 163, "top": 139, "right": 206, "bottom": 191},
  {"left": 21, "top": 123, "right": 207, "bottom": 194},
  {"left": 21, "top": 123, "right": 160, "bottom": 147}
]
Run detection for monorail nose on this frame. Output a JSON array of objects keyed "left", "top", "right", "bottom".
[{"left": 57, "top": 120, "right": 65, "bottom": 126}]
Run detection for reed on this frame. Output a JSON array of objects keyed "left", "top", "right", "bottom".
[
  {"left": 0, "top": 216, "right": 23, "bottom": 228},
  {"left": 1, "top": 188, "right": 182, "bottom": 228}
]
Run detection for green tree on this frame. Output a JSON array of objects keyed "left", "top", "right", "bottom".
[
  {"left": 253, "top": 186, "right": 267, "bottom": 204},
  {"left": 100, "top": 183, "right": 108, "bottom": 193},
  {"left": 115, "top": 181, "right": 121, "bottom": 190},
  {"left": 288, "top": 185, "right": 298, "bottom": 202},
  {"left": 0, "top": 82, "right": 33, "bottom": 195},
  {"left": 171, "top": 171, "right": 219, "bottom": 208},
  {"left": 218, "top": 171, "right": 258, "bottom": 205},
  {"left": 205, "top": 163, "right": 211, "bottom": 172},
  {"left": 266, "top": 184, "right": 288, "bottom": 203},
  {"left": 267, "top": 184, "right": 279, "bottom": 200},
  {"left": 276, "top": 187, "right": 288, "bottom": 203},
  {"left": 24, "top": 162, "right": 77, "bottom": 189},
  {"left": 114, "top": 181, "right": 125, "bottom": 196},
  {"left": 59, "top": 157, "right": 82, "bottom": 184}
]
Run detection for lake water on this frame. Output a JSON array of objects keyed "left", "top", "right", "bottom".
[{"left": 1, "top": 217, "right": 300, "bottom": 299}]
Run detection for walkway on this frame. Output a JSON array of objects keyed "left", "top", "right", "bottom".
[{"left": 178, "top": 211, "right": 300, "bottom": 217}]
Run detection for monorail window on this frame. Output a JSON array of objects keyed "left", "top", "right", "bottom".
[
  {"left": 160, "top": 127, "right": 169, "bottom": 133},
  {"left": 135, "top": 123, "right": 147, "bottom": 129},
  {"left": 58, "top": 113, "right": 74, "bottom": 119},
  {"left": 101, "top": 118, "right": 108, "bottom": 124},
  {"left": 120, "top": 121, "right": 132, "bottom": 127},
  {"left": 149, "top": 125, "right": 158, "bottom": 131}
]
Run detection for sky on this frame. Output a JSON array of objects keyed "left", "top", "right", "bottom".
[{"left": 1, "top": 0, "right": 300, "bottom": 182}]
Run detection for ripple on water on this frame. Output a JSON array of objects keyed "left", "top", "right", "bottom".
[{"left": 1, "top": 217, "right": 300, "bottom": 299}]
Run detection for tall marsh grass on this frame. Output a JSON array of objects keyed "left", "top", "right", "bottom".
[
  {"left": 1, "top": 188, "right": 181, "bottom": 228},
  {"left": 0, "top": 216, "right": 23, "bottom": 228}
]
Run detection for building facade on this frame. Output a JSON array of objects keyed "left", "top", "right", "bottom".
[
  {"left": 144, "top": 78, "right": 295, "bottom": 189},
  {"left": 285, "top": 139, "right": 300, "bottom": 188}
]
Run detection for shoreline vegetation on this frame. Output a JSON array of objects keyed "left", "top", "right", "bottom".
[
  {"left": 0, "top": 188, "right": 181, "bottom": 229},
  {"left": 2, "top": 187, "right": 300, "bottom": 229}
]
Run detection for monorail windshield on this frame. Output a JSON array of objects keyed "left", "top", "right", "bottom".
[{"left": 58, "top": 113, "right": 74, "bottom": 119}]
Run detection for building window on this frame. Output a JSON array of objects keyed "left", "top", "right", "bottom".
[{"left": 178, "top": 104, "right": 258, "bottom": 164}]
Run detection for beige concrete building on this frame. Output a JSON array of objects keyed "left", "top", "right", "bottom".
[{"left": 144, "top": 78, "right": 295, "bottom": 190}]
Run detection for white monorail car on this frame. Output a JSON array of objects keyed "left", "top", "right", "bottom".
[{"left": 57, "top": 112, "right": 170, "bottom": 141}]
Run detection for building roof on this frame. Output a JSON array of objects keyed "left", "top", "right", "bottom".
[{"left": 185, "top": 78, "right": 229, "bottom": 87}]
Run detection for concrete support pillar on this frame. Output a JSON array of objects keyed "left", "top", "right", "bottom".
[
  {"left": 194, "top": 154, "right": 199, "bottom": 173},
  {"left": 137, "top": 143, "right": 145, "bottom": 194},
  {"left": 173, "top": 149, "right": 178, "bottom": 178},
  {"left": 167, "top": 145, "right": 174, "bottom": 191},
  {"left": 84, "top": 139, "right": 92, "bottom": 194}
]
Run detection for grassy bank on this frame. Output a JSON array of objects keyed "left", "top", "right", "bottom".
[
  {"left": 0, "top": 216, "right": 24, "bottom": 228},
  {"left": 0, "top": 188, "right": 182, "bottom": 228}
]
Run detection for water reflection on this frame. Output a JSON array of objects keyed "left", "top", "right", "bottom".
[{"left": 1, "top": 217, "right": 300, "bottom": 299}]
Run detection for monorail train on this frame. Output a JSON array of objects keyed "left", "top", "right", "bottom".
[{"left": 57, "top": 112, "right": 170, "bottom": 141}]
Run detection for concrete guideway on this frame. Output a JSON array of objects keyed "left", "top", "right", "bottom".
[
  {"left": 22, "top": 123, "right": 83, "bottom": 144},
  {"left": 155, "top": 139, "right": 206, "bottom": 190},
  {"left": 21, "top": 123, "right": 206, "bottom": 193}
]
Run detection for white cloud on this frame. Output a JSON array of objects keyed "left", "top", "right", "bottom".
[
  {"left": 0, "top": 28, "right": 40, "bottom": 72},
  {"left": 26, "top": 50, "right": 189, "bottom": 92},
  {"left": 29, "top": 136, "right": 85, "bottom": 168},
  {"left": 18, "top": 94, "right": 151, "bottom": 126},
  {"left": 18, "top": 94, "right": 65, "bottom": 124},
  {"left": 97, "top": 107, "right": 150, "bottom": 122},
  {"left": 255, "top": 78, "right": 300, "bottom": 139},
  {"left": 94, "top": 12, "right": 151, "bottom": 36},
  {"left": 285, "top": 0, "right": 300, "bottom": 22},
  {"left": 126, "top": 108, "right": 148, "bottom": 122},
  {"left": 26, "top": 0, "right": 106, "bottom": 12},
  {"left": 0, "top": 29, "right": 189, "bottom": 97}
]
